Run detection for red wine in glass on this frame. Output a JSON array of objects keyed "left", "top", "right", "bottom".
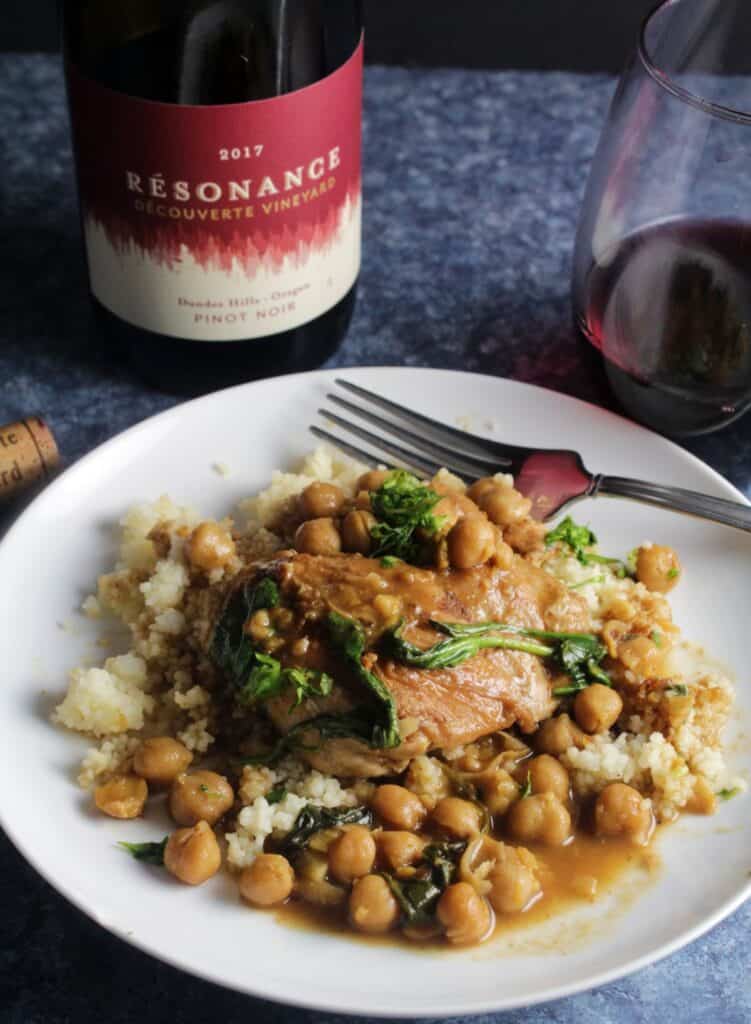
[{"left": 578, "top": 218, "right": 751, "bottom": 435}]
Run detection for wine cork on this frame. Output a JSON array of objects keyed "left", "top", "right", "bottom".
[{"left": 0, "top": 417, "right": 60, "bottom": 501}]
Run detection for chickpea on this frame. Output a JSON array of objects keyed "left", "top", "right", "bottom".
[
  {"left": 488, "top": 853, "right": 541, "bottom": 914},
  {"left": 595, "top": 783, "right": 654, "bottom": 846},
  {"left": 431, "top": 797, "right": 482, "bottom": 839},
  {"left": 477, "top": 484, "right": 531, "bottom": 527},
  {"left": 504, "top": 519, "right": 546, "bottom": 554},
  {"left": 164, "top": 820, "right": 221, "bottom": 885},
  {"left": 349, "top": 874, "right": 400, "bottom": 934},
  {"left": 574, "top": 684, "right": 623, "bottom": 734},
  {"left": 94, "top": 774, "right": 148, "bottom": 819},
  {"left": 432, "top": 496, "right": 462, "bottom": 534},
  {"left": 447, "top": 517, "right": 496, "bottom": 570},
  {"left": 373, "top": 594, "right": 402, "bottom": 623},
  {"left": 534, "top": 714, "right": 586, "bottom": 756},
  {"left": 294, "top": 517, "right": 342, "bottom": 556},
  {"left": 491, "top": 536, "right": 515, "bottom": 570},
  {"left": 248, "top": 608, "right": 273, "bottom": 642},
  {"left": 298, "top": 481, "right": 345, "bottom": 520},
  {"left": 186, "top": 521, "right": 236, "bottom": 572},
  {"left": 480, "top": 770, "right": 521, "bottom": 816},
  {"left": 133, "top": 737, "right": 193, "bottom": 785},
  {"left": 340, "top": 509, "right": 376, "bottom": 554},
  {"left": 635, "top": 545, "right": 682, "bottom": 594},
  {"left": 435, "top": 492, "right": 484, "bottom": 528},
  {"left": 371, "top": 785, "right": 427, "bottom": 831},
  {"left": 239, "top": 853, "right": 295, "bottom": 907},
  {"left": 430, "top": 472, "right": 466, "bottom": 497},
  {"left": 466, "top": 477, "right": 498, "bottom": 504},
  {"left": 507, "top": 793, "right": 571, "bottom": 846},
  {"left": 618, "top": 634, "right": 664, "bottom": 676},
  {"left": 357, "top": 469, "right": 392, "bottom": 493},
  {"left": 376, "top": 831, "right": 425, "bottom": 871},
  {"left": 327, "top": 826, "right": 377, "bottom": 885},
  {"left": 169, "top": 770, "right": 234, "bottom": 827},
  {"left": 527, "top": 755, "right": 570, "bottom": 802},
  {"left": 436, "top": 882, "right": 492, "bottom": 946}
]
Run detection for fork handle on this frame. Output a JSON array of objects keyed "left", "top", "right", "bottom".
[{"left": 594, "top": 475, "right": 751, "bottom": 533}]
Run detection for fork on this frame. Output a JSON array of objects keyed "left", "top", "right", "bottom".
[{"left": 310, "top": 379, "right": 751, "bottom": 533}]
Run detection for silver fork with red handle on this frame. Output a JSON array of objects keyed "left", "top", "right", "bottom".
[{"left": 311, "top": 379, "right": 751, "bottom": 532}]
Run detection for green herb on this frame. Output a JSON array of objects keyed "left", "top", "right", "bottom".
[
  {"left": 585, "top": 553, "right": 632, "bottom": 578},
  {"left": 368, "top": 470, "right": 444, "bottom": 561},
  {"left": 545, "top": 517, "right": 597, "bottom": 560},
  {"left": 545, "top": 516, "right": 633, "bottom": 577},
  {"left": 667, "top": 567, "right": 681, "bottom": 580},
  {"left": 552, "top": 634, "right": 610, "bottom": 695},
  {"left": 279, "top": 804, "right": 374, "bottom": 853},
  {"left": 118, "top": 838, "right": 168, "bottom": 866},
  {"left": 235, "top": 654, "right": 333, "bottom": 710},
  {"left": 519, "top": 773, "right": 533, "bottom": 799},
  {"left": 383, "top": 619, "right": 611, "bottom": 695},
  {"left": 569, "top": 575, "right": 606, "bottom": 590},
  {"left": 651, "top": 630, "right": 663, "bottom": 647},
  {"left": 266, "top": 786, "right": 287, "bottom": 805},
  {"left": 284, "top": 666, "right": 334, "bottom": 708},
  {"left": 718, "top": 787, "right": 739, "bottom": 801},
  {"left": 380, "top": 555, "right": 401, "bottom": 568},
  {"left": 667, "top": 684, "right": 688, "bottom": 697},
  {"left": 236, "top": 651, "right": 284, "bottom": 703},
  {"left": 327, "top": 612, "right": 400, "bottom": 748}
]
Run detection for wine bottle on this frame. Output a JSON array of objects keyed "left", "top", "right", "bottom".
[{"left": 62, "top": 1, "right": 363, "bottom": 393}]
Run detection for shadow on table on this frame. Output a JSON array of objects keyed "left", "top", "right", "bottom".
[{"left": 0, "top": 219, "right": 137, "bottom": 385}]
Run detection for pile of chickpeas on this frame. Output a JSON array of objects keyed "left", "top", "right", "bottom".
[
  {"left": 288, "top": 469, "right": 542, "bottom": 568},
  {"left": 235, "top": 752, "right": 654, "bottom": 947},
  {"left": 95, "top": 737, "right": 235, "bottom": 885},
  {"left": 96, "top": 721, "right": 654, "bottom": 945}
]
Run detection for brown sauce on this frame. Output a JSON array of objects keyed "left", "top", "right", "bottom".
[{"left": 273, "top": 830, "right": 660, "bottom": 949}]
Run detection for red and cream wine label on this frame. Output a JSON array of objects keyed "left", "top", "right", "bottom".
[{"left": 66, "top": 41, "right": 362, "bottom": 342}]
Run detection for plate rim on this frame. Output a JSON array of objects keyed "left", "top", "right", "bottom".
[{"left": 1, "top": 365, "right": 749, "bottom": 1016}]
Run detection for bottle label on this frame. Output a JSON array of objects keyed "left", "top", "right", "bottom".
[{"left": 66, "top": 40, "right": 362, "bottom": 342}]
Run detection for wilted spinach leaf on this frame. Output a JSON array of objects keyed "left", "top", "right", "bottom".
[
  {"left": 210, "top": 576, "right": 279, "bottom": 686},
  {"left": 422, "top": 841, "right": 466, "bottom": 889},
  {"left": 384, "top": 875, "right": 443, "bottom": 925},
  {"left": 279, "top": 804, "right": 374, "bottom": 854},
  {"left": 327, "top": 612, "right": 400, "bottom": 748},
  {"left": 118, "top": 838, "right": 168, "bottom": 866},
  {"left": 211, "top": 576, "right": 332, "bottom": 709},
  {"left": 383, "top": 840, "right": 467, "bottom": 925}
]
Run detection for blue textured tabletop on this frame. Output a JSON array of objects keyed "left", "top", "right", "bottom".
[{"left": 1, "top": 54, "right": 750, "bottom": 1024}]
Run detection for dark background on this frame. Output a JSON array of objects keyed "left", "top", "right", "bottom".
[{"left": 3, "top": 0, "right": 656, "bottom": 70}]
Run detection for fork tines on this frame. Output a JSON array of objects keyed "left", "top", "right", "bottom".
[{"left": 312, "top": 378, "right": 509, "bottom": 482}]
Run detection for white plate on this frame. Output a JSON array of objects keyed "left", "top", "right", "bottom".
[{"left": 1, "top": 367, "right": 749, "bottom": 1016}]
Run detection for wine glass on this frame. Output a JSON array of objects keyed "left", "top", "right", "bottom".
[{"left": 573, "top": 0, "right": 751, "bottom": 435}]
